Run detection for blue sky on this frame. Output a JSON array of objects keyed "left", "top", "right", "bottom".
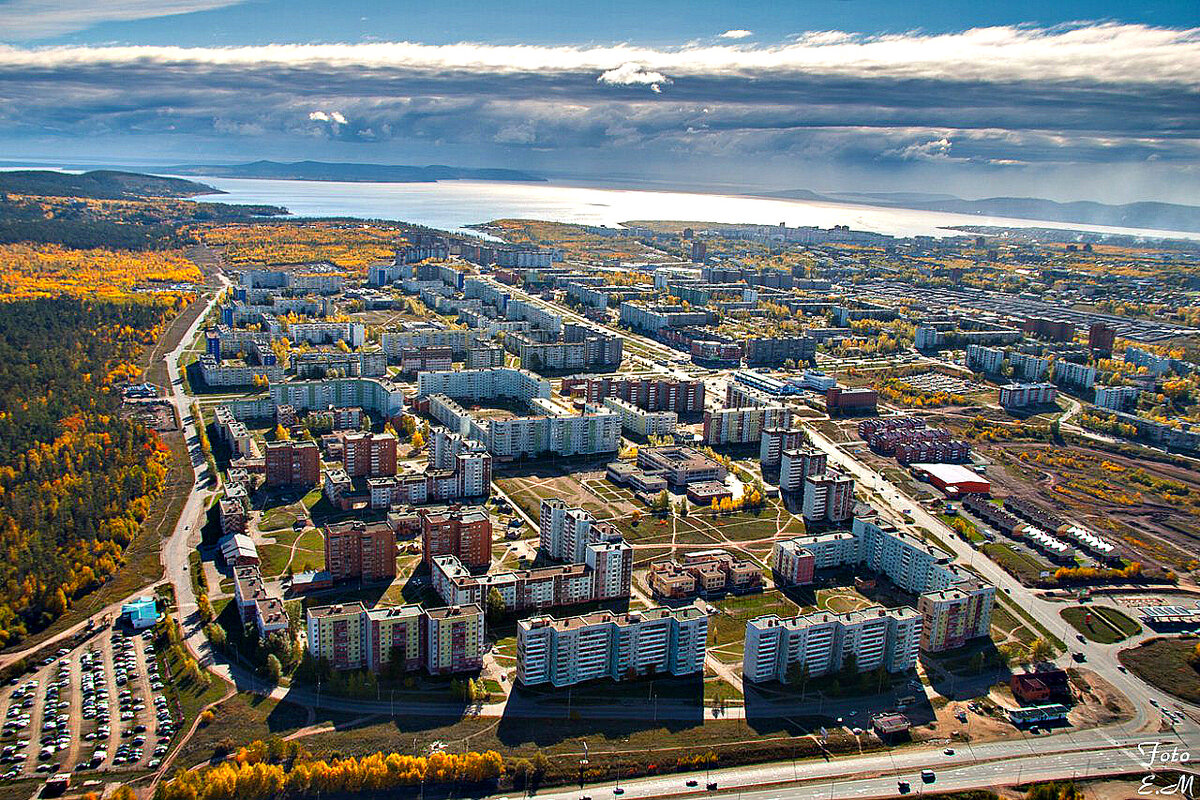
[
  {"left": 1, "top": 0, "right": 1197, "bottom": 202},
  {"left": 8, "top": 0, "right": 1197, "bottom": 47}
]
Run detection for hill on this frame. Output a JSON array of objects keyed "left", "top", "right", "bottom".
[
  {"left": 162, "top": 160, "right": 546, "bottom": 183},
  {"left": 0, "top": 170, "right": 218, "bottom": 200},
  {"left": 767, "top": 188, "right": 1200, "bottom": 234}
]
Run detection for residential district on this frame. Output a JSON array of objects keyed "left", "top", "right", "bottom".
[{"left": 9, "top": 217, "right": 1200, "bottom": 800}]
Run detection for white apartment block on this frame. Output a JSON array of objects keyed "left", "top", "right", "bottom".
[
  {"left": 416, "top": 367, "right": 551, "bottom": 402},
  {"left": 779, "top": 448, "right": 827, "bottom": 493},
  {"left": 743, "top": 606, "right": 921, "bottom": 684},
  {"left": 601, "top": 396, "right": 677, "bottom": 437},
  {"left": 271, "top": 378, "right": 407, "bottom": 417},
  {"left": 517, "top": 607, "right": 708, "bottom": 687},
  {"left": 1008, "top": 352, "right": 1051, "bottom": 382},
  {"left": 703, "top": 405, "right": 790, "bottom": 446},
  {"left": 288, "top": 321, "right": 366, "bottom": 348},
  {"left": 1093, "top": 385, "right": 1140, "bottom": 412},
  {"left": 966, "top": 345, "right": 1006, "bottom": 374},
  {"left": 801, "top": 472, "right": 855, "bottom": 524},
  {"left": 1053, "top": 360, "right": 1097, "bottom": 390},
  {"left": 199, "top": 355, "right": 284, "bottom": 388},
  {"left": 380, "top": 329, "right": 483, "bottom": 359}
]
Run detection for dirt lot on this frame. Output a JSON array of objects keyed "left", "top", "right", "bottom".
[{"left": 979, "top": 441, "right": 1200, "bottom": 572}]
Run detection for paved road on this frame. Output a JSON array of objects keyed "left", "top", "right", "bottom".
[{"left": 530, "top": 722, "right": 1200, "bottom": 800}]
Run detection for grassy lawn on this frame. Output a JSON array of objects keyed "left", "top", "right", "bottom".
[
  {"left": 1095, "top": 605, "right": 1142, "bottom": 638},
  {"left": 990, "top": 604, "right": 1037, "bottom": 646},
  {"left": 178, "top": 692, "right": 872, "bottom": 789},
  {"left": 981, "top": 542, "right": 1048, "bottom": 585},
  {"left": 1061, "top": 606, "right": 1129, "bottom": 644},
  {"left": 260, "top": 504, "right": 305, "bottom": 532},
  {"left": 1119, "top": 636, "right": 1200, "bottom": 704},
  {"left": 708, "top": 590, "right": 799, "bottom": 648}
]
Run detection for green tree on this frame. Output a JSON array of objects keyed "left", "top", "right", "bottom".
[{"left": 486, "top": 587, "right": 506, "bottom": 625}]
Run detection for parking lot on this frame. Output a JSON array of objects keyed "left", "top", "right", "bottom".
[{"left": 0, "top": 624, "right": 178, "bottom": 780}]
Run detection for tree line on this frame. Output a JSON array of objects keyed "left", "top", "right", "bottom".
[{"left": 0, "top": 295, "right": 179, "bottom": 645}]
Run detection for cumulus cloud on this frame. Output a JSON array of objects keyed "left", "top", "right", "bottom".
[
  {"left": 0, "top": 0, "right": 247, "bottom": 40},
  {"left": 597, "top": 62, "right": 672, "bottom": 92},
  {"left": 309, "top": 110, "right": 348, "bottom": 124},
  {"left": 718, "top": 29, "right": 754, "bottom": 40}
]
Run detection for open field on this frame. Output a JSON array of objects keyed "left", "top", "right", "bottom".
[
  {"left": 1118, "top": 636, "right": 1200, "bottom": 704},
  {"left": 979, "top": 441, "right": 1200, "bottom": 575},
  {"left": 981, "top": 542, "right": 1049, "bottom": 585}
]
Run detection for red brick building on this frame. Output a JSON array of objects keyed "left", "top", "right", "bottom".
[
  {"left": 341, "top": 431, "right": 397, "bottom": 478},
  {"left": 264, "top": 440, "right": 320, "bottom": 487},
  {"left": 324, "top": 520, "right": 398, "bottom": 583},
  {"left": 420, "top": 507, "right": 492, "bottom": 569}
]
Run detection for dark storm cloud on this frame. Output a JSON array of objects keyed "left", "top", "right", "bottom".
[{"left": 0, "top": 24, "right": 1196, "bottom": 168}]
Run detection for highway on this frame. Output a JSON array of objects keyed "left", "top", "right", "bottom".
[{"left": 531, "top": 724, "right": 1199, "bottom": 800}]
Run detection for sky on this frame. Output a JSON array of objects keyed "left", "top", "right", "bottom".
[{"left": 0, "top": 0, "right": 1198, "bottom": 203}]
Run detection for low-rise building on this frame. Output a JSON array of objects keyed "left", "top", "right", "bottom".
[
  {"left": 636, "top": 446, "right": 726, "bottom": 487},
  {"left": 647, "top": 550, "right": 763, "bottom": 598}
]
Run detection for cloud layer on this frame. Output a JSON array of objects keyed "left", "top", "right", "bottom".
[{"left": 0, "top": 23, "right": 1196, "bottom": 195}]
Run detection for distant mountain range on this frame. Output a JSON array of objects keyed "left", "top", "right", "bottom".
[
  {"left": 0, "top": 170, "right": 218, "bottom": 200},
  {"left": 162, "top": 160, "right": 546, "bottom": 184},
  {"left": 766, "top": 188, "right": 1200, "bottom": 234}
]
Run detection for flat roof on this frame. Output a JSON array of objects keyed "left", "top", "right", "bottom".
[{"left": 911, "top": 463, "right": 990, "bottom": 486}]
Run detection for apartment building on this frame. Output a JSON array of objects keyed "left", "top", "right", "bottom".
[
  {"left": 998, "top": 382, "right": 1058, "bottom": 409},
  {"left": 306, "top": 602, "right": 484, "bottom": 674},
  {"left": 399, "top": 346, "right": 453, "bottom": 374},
  {"left": 772, "top": 539, "right": 816, "bottom": 586},
  {"left": 292, "top": 349, "right": 387, "bottom": 379},
  {"left": 420, "top": 506, "right": 493, "bottom": 569},
  {"left": 323, "top": 520, "right": 398, "bottom": 584},
  {"left": 966, "top": 344, "right": 1006, "bottom": 374},
  {"left": 771, "top": 513, "right": 996, "bottom": 653},
  {"left": 380, "top": 329, "right": 483, "bottom": 360},
  {"left": 264, "top": 439, "right": 320, "bottom": 487},
  {"left": 760, "top": 427, "right": 807, "bottom": 468},
  {"left": 199, "top": 354, "right": 284, "bottom": 388},
  {"left": 466, "top": 342, "right": 505, "bottom": 369},
  {"left": 416, "top": 367, "right": 551, "bottom": 401},
  {"left": 517, "top": 606, "right": 709, "bottom": 687},
  {"left": 745, "top": 336, "right": 817, "bottom": 367},
  {"left": 779, "top": 448, "right": 827, "bottom": 494},
  {"left": 559, "top": 376, "right": 706, "bottom": 414},
  {"left": 1008, "top": 352, "right": 1051, "bottom": 382},
  {"left": 917, "top": 583, "right": 996, "bottom": 652},
  {"left": 703, "top": 405, "right": 789, "bottom": 446},
  {"left": 648, "top": 550, "right": 764, "bottom": 599},
  {"left": 341, "top": 431, "right": 398, "bottom": 478},
  {"left": 619, "top": 302, "right": 717, "bottom": 333},
  {"left": 288, "top": 321, "right": 366, "bottom": 347},
  {"left": 600, "top": 396, "right": 677, "bottom": 437},
  {"left": 431, "top": 535, "right": 632, "bottom": 613},
  {"left": 1053, "top": 360, "right": 1097, "bottom": 390},
  {"left": 743, "top": 606, "right": 921, "bottom": 684},
  {"left": 801, "top": 472, "right": 855, "bottom": 525},
  {"left": 232, "top": 564, "right": 290, "bottom": 638},
  {"left": 1093, "top": 385, "right": 1140, "bottom": 412},
  {"left": 424, "top": 605, "right": 485, "bottom": 675}
]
